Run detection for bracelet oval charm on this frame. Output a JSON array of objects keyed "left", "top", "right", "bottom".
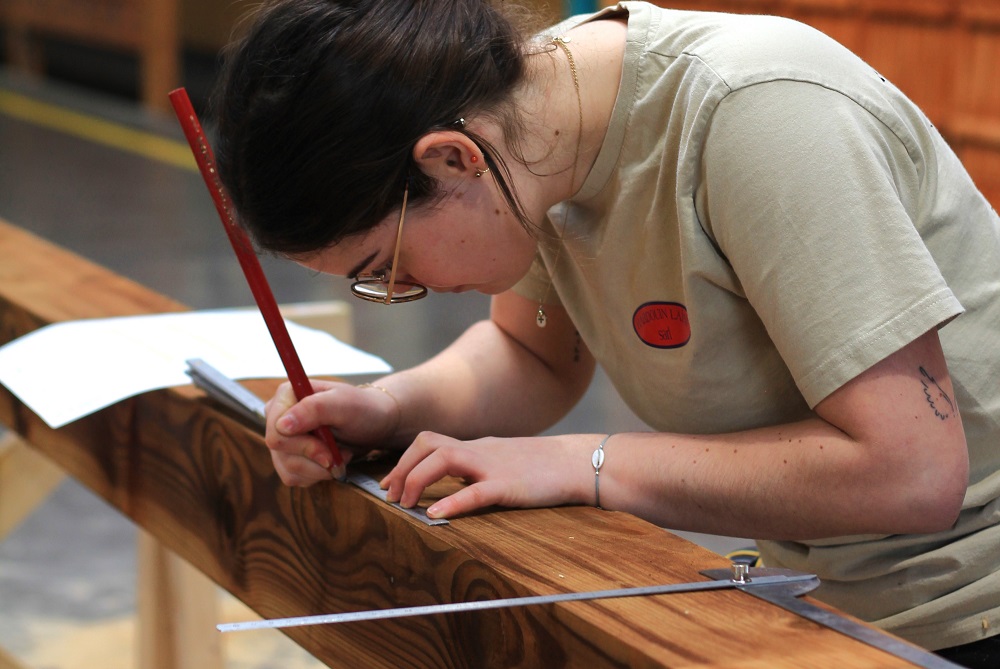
[
  {"left": 592, "top": 434, "right": 611, "bottom": 509},
  {"left": 592, "top": 447, "right": 605, "bottom": 471}
]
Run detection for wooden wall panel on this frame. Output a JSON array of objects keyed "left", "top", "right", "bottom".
[
  {"left": 1, "top": 0, "right": 142, "bottom": 51},
  {"left": 858, "top": 20, "right": 956, "bottom": 124},
  {"left": 958, "top": 0, "right": 1000, "bottom": 211},
  {"left": 953, "top": 10, "right": 1000, "bottom": 140},
  {"left": 962, "top": 0, "right": 1000, "bottom": 25},
  {"left": 178, "top": 0, "right": 568, "bottom": 53},
  {"left": 861, "top": 0, "right": 956, "bottom": 21},
  {"left": 658, "top": 0, "right": 778, "bottom": 13}
]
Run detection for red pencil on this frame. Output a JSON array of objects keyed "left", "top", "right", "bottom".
[{"left": 168, "top": 87, "right": 344, "bottom": 471}]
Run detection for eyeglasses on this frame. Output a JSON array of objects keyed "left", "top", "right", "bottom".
[{"left": 350, "top": 182, "right": 428, "bottom": 304}]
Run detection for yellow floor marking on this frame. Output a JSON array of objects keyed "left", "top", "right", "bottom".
[{"left": 0, "top": 89, "right": 196, "bottom": 172}]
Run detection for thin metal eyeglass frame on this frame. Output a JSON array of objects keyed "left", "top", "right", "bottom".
[{"left": 350, "top": 182, "right": 427, "bottom": 304}]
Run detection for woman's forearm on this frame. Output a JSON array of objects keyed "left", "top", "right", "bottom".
[
  {"left": 596, "top": 418, "right": 962, "bottom": 539},
  {"left": 588, "top": 331, "right": 968, "bottom": 539},
  {"left": 374, "top": 318, "right": 595, "bottom": 446}
]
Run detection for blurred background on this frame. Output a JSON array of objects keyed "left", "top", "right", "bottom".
[{"left": 0, "top": 0, "right": 997, "bottom": 667}]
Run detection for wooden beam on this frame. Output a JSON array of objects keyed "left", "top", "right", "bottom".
[{"left": 0, "top": 219, "right": 921, "bottom": 667}]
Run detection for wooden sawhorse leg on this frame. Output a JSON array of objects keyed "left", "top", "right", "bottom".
[
  {"left": 0, "top": 432, "right": 65, "bottom": 669},
  {"left": 1, "top": 432, "right": 221, "bottom": 669},
  {"left": 136, "top": 533, "right": 223, "bottom": 669},
  {"left": 0, "top": 432, "right": 65, "bottom": 540},
  {"left": 0, "top": 645, "right": 27, "bottom": 669}
]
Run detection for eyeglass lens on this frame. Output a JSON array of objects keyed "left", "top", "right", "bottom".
[{"left": 349, "top": 182, "right": 428, "bottom": 304}]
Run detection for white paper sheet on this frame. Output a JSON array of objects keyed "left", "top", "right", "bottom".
[{"left": 0, "top": 309, "right": 392, "bottom": 428}]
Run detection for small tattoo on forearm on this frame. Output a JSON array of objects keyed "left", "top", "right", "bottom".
[{"left": 919, "top": 366, "right": 954, "bottom": 420}]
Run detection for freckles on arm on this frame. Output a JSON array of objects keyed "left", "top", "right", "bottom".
[
  {"left": 804, "top": 328, "right": 968, "bottom": 531},
  {"left": 598, "top": 330, "right": 968, "bottom": 539}
]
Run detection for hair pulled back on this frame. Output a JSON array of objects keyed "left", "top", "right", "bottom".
[{"left": 213, "top": 0, "right": 531, "bottom": 255}]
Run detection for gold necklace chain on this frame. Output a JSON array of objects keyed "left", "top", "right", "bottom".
[{"left": 536, "top": 35, "right": 584, "bottom": 328}]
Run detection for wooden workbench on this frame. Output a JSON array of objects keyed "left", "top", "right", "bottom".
[{"left": 0, "top": 219, "right": 924, "bottom": 667}]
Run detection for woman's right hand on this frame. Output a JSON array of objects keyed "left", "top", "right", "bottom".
[{"left": 264, "top": 380, "right": 402, "bottom": 486}]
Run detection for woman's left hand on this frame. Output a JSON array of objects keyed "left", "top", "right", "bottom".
[{"left": 381, "top": 433, "right": 600, "bottom": 519}]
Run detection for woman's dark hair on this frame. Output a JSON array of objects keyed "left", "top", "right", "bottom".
[{"left": 213, "top": 0, "right": 536, "bottom": 255}]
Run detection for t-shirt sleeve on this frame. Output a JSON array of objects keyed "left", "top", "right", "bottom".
[{"left": 698, "top": 80, "right": 963, "bottom": 406}]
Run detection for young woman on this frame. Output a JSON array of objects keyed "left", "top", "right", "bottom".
[{"left": 213, "top": 0, "right": 1000, "bottom": 662}]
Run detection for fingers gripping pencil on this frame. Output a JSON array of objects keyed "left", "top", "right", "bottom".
[{"left": 168, "top": 87, "right": 345, "bottom": 476}]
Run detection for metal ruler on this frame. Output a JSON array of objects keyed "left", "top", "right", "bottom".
[
  {"left": 218, "top": 565, "right": 961, "bottom": 668},
  {"left": 218, "top": 567, "right": 814, "bottom": 632},
  {"left": 345, "top": 470, "right": 449, "bottom": 526},
  {"left": 186, "top": 358, "right": 268, "bottom": 426},
  {"left": 186, "top": 359, "right": 448, "bottom": 526}
]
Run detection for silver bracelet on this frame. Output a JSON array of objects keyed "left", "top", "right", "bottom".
[{"left": 592, "top": 434, "right": 612, "bottom": 509}]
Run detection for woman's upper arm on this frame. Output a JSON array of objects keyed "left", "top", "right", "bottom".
[{"left": 813, "top": 327, "right": 969, "bottom": 526}]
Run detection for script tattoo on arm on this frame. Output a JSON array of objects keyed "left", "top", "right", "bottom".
[{"left": 919, "top": 366, "right": 955, "bottom": 420}]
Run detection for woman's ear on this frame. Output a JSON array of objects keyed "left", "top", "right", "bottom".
[{"left": 413, "top": 131, "right": 484, "bottom": 179}]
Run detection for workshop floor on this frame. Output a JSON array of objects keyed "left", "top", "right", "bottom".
[{"left": 0, "top": 59, "right": 746, "bottom": 668}]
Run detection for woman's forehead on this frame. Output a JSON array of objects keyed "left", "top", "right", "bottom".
[{"left": 292, "top": 225, "right": 389, "bottom": 276}]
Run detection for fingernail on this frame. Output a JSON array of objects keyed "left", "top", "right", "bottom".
[
  {"left": 426, "top": 504, "right": 442, "bottom": 518},
  {"left": 316, "top": 454, "right": 332, "bottom": 469},
  {"left": 276, "top": 414, "right": 296, "bottom": 432}
]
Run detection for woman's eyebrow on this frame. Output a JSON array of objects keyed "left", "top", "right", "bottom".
[{"left": 347, "top": 251, "right": 379, "bottom": 279}]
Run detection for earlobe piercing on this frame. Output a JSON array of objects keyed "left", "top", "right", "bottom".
[{"left": 475, "top": 167, "right": 491, "bottom": 178}]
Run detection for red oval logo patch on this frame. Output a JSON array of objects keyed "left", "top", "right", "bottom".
[{"left": 633, "top": 302, "right": 691, "bottom": 349}]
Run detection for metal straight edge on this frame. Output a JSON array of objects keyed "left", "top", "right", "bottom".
[
  {"left": 700, "top": 568, "right": 963, "bottom": 669},
  {"left": 742, "top": 584, "right": 964, "bottom": 669},
  {"left": 345, "top": 471, "right": 449, "bottom": 526},
  {"left": 217, "top": 572, "right": 817, "bottom": 632},
  {"left": 186, "top": 358, "right": 267, "bottom": 426}
]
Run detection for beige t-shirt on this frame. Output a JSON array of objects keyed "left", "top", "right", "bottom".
[{"left": 516, "top": 1, "right": 1000, "bottom": 650}]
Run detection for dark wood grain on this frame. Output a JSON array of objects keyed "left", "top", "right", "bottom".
[{"left": 0, "top": 219, "right": 922, "bottom": 667}]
